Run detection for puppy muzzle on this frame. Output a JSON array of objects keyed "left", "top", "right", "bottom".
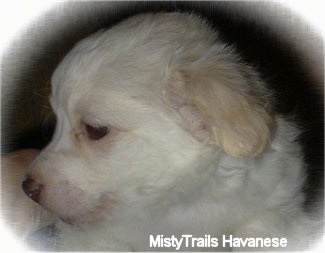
[{"left": 22, "top": 177, "right": 43, "bottom": 203}]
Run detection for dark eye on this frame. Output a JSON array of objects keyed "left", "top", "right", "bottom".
[{"left": 84, "top": 123, "right": 110, "bottom": 140}]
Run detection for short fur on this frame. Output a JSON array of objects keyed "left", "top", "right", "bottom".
[{"left": 23, "top": 13, "right": 317, "bottom": 251}]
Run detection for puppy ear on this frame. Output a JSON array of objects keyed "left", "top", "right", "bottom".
[{"left": 163, "top": 65, "right": 274, "bottom": 157}]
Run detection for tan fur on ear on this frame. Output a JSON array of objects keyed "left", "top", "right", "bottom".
[{"left": 164, "top": 65, "right": 274, "bottom": 157}]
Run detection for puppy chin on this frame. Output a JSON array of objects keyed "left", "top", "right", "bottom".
[
  {"left": 60, "top": 198, "right": 112, "bottom": 227},
  {"left": 58, "top": 194, "right": 117, "bottom": 228},
  {"left": 38, "top": 183, "right": 117, "bottom": 228}
]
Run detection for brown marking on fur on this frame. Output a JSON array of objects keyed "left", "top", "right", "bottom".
[{"left": 165, "top": 68, "right": 274, "bottom": 157}]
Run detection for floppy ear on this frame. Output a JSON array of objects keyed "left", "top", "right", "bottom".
[{"left": 163, "top": 63, "right": 274, "bottom": 158}]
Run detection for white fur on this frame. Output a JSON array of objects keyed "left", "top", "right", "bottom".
[{"left": 25, "top": 13, "right": 317, "bottom": 251}]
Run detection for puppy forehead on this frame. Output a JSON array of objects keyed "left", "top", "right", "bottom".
[
  {"left": 51, "top": 36, "right": 167, "bottom": 111},
  {"left": 50, "top": 13, "right": 218, "bottom": 116},
  {"left": 54, "top": 81, "right": 164, "bottom": 130},
  {"left": 51, "top": 13, "right": 216, "bottom": 93},
  {"left": 79, "top": 86, "right": 154, "bottom": 115}
]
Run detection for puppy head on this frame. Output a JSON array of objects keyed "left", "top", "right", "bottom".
[{"left": 23, "top": 13, "right": 273, "bottom": 227}]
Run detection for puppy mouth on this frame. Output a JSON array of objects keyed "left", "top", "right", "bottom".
[
  {"left": 60, "top": 216, "right": 75, "bottom": 225},
  {"left": 59, "top": 215, "right": 88, "bottom": 226},
  {"left": 59, "top": 210, "right": 99, "bottom": 226},
  {"left": 58, "top": 194, "right": 118, "bottom": 227}
]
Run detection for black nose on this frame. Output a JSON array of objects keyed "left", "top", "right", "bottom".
[{"left": 22, "top": 178, "right": 43, "bottom": 203}]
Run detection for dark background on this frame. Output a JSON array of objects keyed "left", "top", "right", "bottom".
[{"left": 1, "top": 1, "right": 323, "bottom": 214}]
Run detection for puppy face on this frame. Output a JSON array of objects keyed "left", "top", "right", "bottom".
[
  {"left": 23, "top": 13, "right": 273, "bottom": 227},
  {"left": 26, "top": 75, "right": 207, "bottom": 226}
]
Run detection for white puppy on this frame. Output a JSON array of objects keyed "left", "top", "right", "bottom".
[{"left": 22, "top": 13, "right": 317, "bottom": 251}]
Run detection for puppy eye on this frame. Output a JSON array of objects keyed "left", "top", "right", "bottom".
[{"left": 84, "top": 123, "right": 110, "bottom": 140}]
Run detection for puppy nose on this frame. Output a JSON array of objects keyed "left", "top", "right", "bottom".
[{"left": 22, "top": 178, "right": 43, "bottom": 203}]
